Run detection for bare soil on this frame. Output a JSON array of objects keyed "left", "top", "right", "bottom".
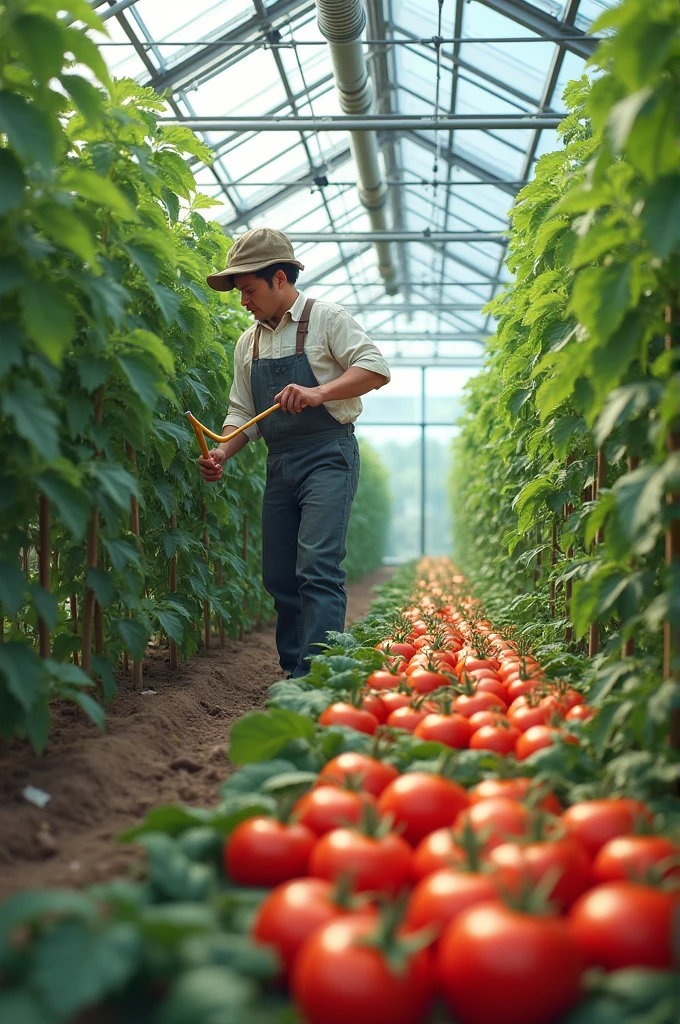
[{"left": 0, "top": 568, "right": 393, "bottom": 899}]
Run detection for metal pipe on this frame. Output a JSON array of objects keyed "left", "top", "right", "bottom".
[
  {"left": 315, "top": 0, "right": 396, "bottom": 294},
  {"left": 339, "top": 303, "right": 485, "bottom": 312},
  {"left": 100, "top": 0, "right": 140, "bottom": 22},
  {"left": 370, "top": 332, "right": 486, "bottom": 341},
  {"left": 159, "top": 114, "right": 562, "bottom": 131},
  {"left": 286, "top": 231, "right": 506, "bottom": 242}
]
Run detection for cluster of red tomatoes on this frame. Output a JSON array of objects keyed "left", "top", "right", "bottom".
[
  {"left": 225, "top": 753, "right": 678, "bottom": 1024},
  {"left": 318, "top": 601, "right": 594, "bottom": 759},
  {"left": 222, "top": 576, "right": 679, "bottom": 1024}
]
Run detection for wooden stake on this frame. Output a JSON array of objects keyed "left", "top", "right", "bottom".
[
  {"left": 202, "top": 501, "right": 210, "bottom": 650},
  {"left": 81, "top": 509, "right": 99, "bottom": 675},
  {"left": 37, "top": 495, "right": 51, "bottom": 659},
  {"left": 662, "top": 304, "right": 680, "bottom": 748},
  {"left": 169, "top": 512, "right": 178, "bottom": 669}
]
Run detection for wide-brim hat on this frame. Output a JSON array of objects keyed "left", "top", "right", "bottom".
[{"left": 206, "top": 227, "right": 305, "bottom": 291}]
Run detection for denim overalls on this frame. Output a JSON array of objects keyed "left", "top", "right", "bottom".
[{"left": 251, "top": 299, "right": 360, "bottom": 677}]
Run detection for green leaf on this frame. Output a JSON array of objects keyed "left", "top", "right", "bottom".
[
  {"left": 0, "top": 90, "right": 59, "bottom": 169},
  {"left": 31, "top": 921, "right": 140, "bottom": 1018},
  {"left": 220, "top": 759, "right": 298, "bottom": 797},
  {"left": 154, "top": 480, "right": 178, "bottom": 516},
  {"left": 118, "top": 352, "right": 165, "bottom": 408},
  {"left": 10, "top": 14, "right": 65, "bottom": 82},
  {"left": 61, "top": 168, "right": 136, "bottom": 220},
  {"left": 36, "top": 202, "right": 98, "bottom": 264},
  {"left": 0, "top": 990, "right": 54, "bottom": 1024},
  {"left": 124, "top": 329, "right": 174, "bottom": 375},
  {"left": 138, "top": 903, "right": 217, "bottom": 946},
  {"left": 86, "top": 568, "right": 115, "bottom": 607},
  {"left": 62, "top": 27, "right": 111, "bottom": 89},
  {"left": 0, "top": 258, "right": 26, "bottom": 295},
  {"left": 641, "top": 175, "right": 680, "bottom": 259},
  {"left": 607, "top": 87, "right": 653, "bottom": 153},
  {"left": 157, "top": 966, "right": 256, "bottom": 1024},
  {"left": 155, "top": 608, "right": 184, "bottom": 643},
  {"left": 0, "top": 562, "right": 25, "bottom": 617},
  {"left": 19, "top": 281, "right": 75, "bottom": 365},
  {"left": 0, "top": 643, "right": 45, "bottom": 712},
  {"left": 24, "top": 698, "right": 51, "bottom": 755},
  {"left": 103, "top": 538, "right": 141, "bottom": 572},
  {"left": 0, "top": 148, "right": 25, "bottom": 214},
  {"left": 1, "top": 381, "right": 60, "bottom": 460},
  {"left": 228, "top": 708, "right": 316, "bottom": 766},
  {"left": 593, "top": 381, "right": 663, "bottom": 447},
  {"left": 150, "top": 283, "right": 183, "bottom": 325},
  {"left": 60, "top": 74, "right": 105, "bottom": 126},
  {"left": 161, "top": 186, "right": 180, "bottom": 224},
  {"left": 120, "top": 803, "right": 269, "bottom": 842},
  {"left": 570, "top": 264, "right": 632, "bottom": 344},
  {"left": 36, "top": 473, "right": 90, "bottom": 539},
  {"left": 0, "top": 322, "right": 25, "bottom": 375},
  {"left": 90, "top": 142, "right": 116, "bottom": 177},
  {"left": 91, "top": 462, "right": 140, "bottom": 511},
  {"left": 114, "top": 618, "right": 149, "bottom": 660},
  {"left": 32, "top": 585, "right": 58, "bottom": 630},
  {"left": 0, "top": 889, "right": 97, "bottom": 960},
  {"left": 626, "top": 83, "right": 679, "bottom": 183}
]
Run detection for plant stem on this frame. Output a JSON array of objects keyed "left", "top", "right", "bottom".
[
  {"left": 38, "top": 494, "right": 51, "bottom": 659},
  {"left": 169, "top": 512, "right": 178, "bottom": 669},
  {"left": 128, "top": 445, "right": 143, "bottom": 687}
]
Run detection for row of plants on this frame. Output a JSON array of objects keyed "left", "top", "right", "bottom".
[
  {"left": 0, "top": 557, "right": 676, "bottom": 1023},
  {"left": 450, "top": 0, "right": 680, "bottom": 756},
  {"left": 0, "top": 0, "right": 392, "bottom": 754}
]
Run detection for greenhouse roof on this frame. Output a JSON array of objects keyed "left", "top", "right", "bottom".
[{"left": 94, "top": 0, "right": 615, "bottom": 365}]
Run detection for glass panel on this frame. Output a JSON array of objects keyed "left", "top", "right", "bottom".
[
  {"left": 355, "top": 426, "right": 422, "bottom": 562},
  {"left": 361, "top": 368, "right": 422, "bottom": 424},
  {"left": 425, "top": 426, "right": 456, "bottom": 556},
  {"left": 425, "top": 368, "right": 476, "bottom": 423}
]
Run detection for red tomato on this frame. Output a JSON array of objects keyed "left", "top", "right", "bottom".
[
  {"left": 411, "top": 827, "right": 465, "bottom": 881},
  {"left": 455, "top": 797, "right": 530, "bottom": 852},
  {"left": 472, "top": 678, "right": 509, "bottom": 703},
  {"left": 319, "top": 753, "right": 398, "bottom": 798},
  {"left": 309, "top": 827, "right": 412, "bottom": 896},
  {"left": 406, "top": 868, "right": 500, "bottom": 937},
  {"left": 410, "top": 668, "right": 453, "bottom": 694},
  {"left": 508, "top": 702, "right": 550, "bottom": 733},
  {"left": 463, "top": 657, "right": 500, "bottom": 673},
  {"left": 380, "top": 691, "right": 413, "bottom": 714},
  {"left": 225, "top": 817, "right": 315, "bottom": 887},
  {"left": 467, "top": 710, "right": 506, "bottom": 732},
  {"left": 318, "top": 702, "right": 379, "bottom": 735},
  {"left": 367, "top": 670, "right": 402, "bottom": 690},
  {"left": 292, "top": 913, "right": 433, "bottom": 1024},
  {"left": 561, "top": 799, "right": 653, "bottom": 857},
  {"left": 253, "top": 878, "right": 352, "bottom": 974},
  {"left": 488, "top": 837, "right": 591, "bottom": 911},
  {"left": 361, "top": 692, "right": 387, "bottom": 723},
  {"left": 454, "top": 691, "right": 507, "bottom": 718},
  {"left": 506, "top": 677, "right": 544, "bottom": 701},
  {"left": 469, "top": 723, "right": 520, "bottom": 755},
  {"left": 515, "top": 725, "right": 578, "bottom": 760},
  {"left": 566, "top": 704, "right": 596, "bottom": 723},
  {"left": 469, "top": 777, "right": 561, "bottom": 815},
  {"left": 384, "top": 641, "right": 417, "bottom": 661},
  {"left": 437, "top": 903, "right": 583, "bottom": 1024},
  {"left": 378, "top": 772, "right": 470, "bottom": 847},
  {"left": 414, "top": 713, "right": 473, "bottom": 749},
  {"left": 387, "top": 705, "right": 428, "bottom": 732},
  {"left": 569, "top": 882, "right": 677, "bottom": 970},
  {"left": 593, "top": 835, "right": 679, "bottom": 884},
  {"left": 294, "top": 786, "right": 375, "bottom": 837}
]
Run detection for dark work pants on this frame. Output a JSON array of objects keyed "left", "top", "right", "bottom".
[{"left": 261, "top": 434, "right": 360, "bottom": 677}]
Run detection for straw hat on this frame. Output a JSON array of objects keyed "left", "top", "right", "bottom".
[{"left": 206, "top": 227, "right": 305, "bottom": 291}]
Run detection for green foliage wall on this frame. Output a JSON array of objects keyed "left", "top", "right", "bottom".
[
  {"left": 343, "top": 439, "right": 391, "bottom": 582},
  {"left": 451, "top": 0, "right": 680, "bottom": 751},
  {"left": 0, "top": 0, "right": 270, "bottom": 751}
]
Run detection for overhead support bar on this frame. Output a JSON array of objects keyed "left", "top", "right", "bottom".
[
  {"left": 370, "top": 332, "right": 487, "bottom": 342},
  {"left": 160, "top": 114, "right": 562, "bottom": 131},
  {"left": 340, "top": 303, "right": 486, "bottom": 312},
  {"left": 286, "top": 231, "right": 506, "bottom": 242},
  {"left": 385, "top": 357, "right": 484, "bottom": 368},
  {"left": 100, "top": 0, "right": 139, "bottom": 21},
  {"left": 471, "top": 0, "right": 596, "bottom": 59}
]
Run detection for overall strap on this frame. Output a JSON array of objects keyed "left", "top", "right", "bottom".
[
  {"left": 295, "top": 298, "right": 316, "bottom": 355},
  {"left": 252, "top": 324, "right": 261, "bottom": 361}
]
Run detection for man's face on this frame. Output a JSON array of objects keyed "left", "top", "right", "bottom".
[{"left": 233, "top": 273, "right": 281, "bottom": 322}]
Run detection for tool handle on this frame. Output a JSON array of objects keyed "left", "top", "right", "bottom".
[{"left": 186, "top": 403, "right": 281, "bottom": 452}]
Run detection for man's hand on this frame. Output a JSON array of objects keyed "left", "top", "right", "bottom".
[
  {"left": 275, "top": 383, "right": 324, "bottom": 414},
  {"left": 198, "top": 447, "right": 227, "bottom": 482}
]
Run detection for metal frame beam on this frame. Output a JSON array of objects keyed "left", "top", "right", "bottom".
[
  {"left": 403, "top": 130, "right": 524, "bottom": 196},
  {"left": 160, "top": 113, "right": 563, "bottom": 132},
  {"left": 285, "top": 230, "right": 506, "bottom": 242},
  {"left": 471, "top": 0, "right": 595, "bottom": 59},
  {"left": 369, "top": 332, "right": 486, "bottom": 342},
  {"left": 341, "top": 303, "right": 485, "bottom": 313}
]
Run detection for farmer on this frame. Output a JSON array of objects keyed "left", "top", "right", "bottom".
[{"left": 200, "top": 227, "right": 391, "bottom": 678}]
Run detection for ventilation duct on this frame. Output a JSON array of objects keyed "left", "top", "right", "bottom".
[{"left": 315, "top": 0, "right": 398, "bottom": 295}]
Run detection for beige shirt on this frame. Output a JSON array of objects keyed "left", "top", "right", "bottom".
[{"left": 223, "top": 290, "right": 391, "bottom": 441}]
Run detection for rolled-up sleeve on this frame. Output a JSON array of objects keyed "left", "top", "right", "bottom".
[
  {"left": 328, "top": 309, "right": 391, "bottom": 387},
  {"left": 222, "top": 334, "right": 261, "bottom": 441}
]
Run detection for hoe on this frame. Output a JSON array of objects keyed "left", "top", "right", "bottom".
[{"left": 186, "top": 403, "right": 280, "bottom": 458}]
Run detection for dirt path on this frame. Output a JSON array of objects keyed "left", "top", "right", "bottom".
[{"left": 0, "top": 568, "right": 393, "bottom": 899}]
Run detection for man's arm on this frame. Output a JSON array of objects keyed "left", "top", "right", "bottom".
[{"left": 275, "top": 366, "right": 386, "bottom": 414}]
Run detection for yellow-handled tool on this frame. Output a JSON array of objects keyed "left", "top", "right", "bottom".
[{"left": 186, "top": 404, "right": 281, "bottom": 459}]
